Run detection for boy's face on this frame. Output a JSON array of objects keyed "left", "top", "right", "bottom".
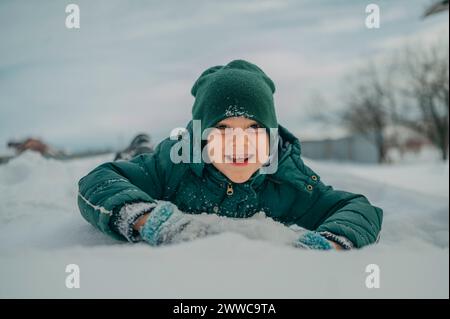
[{"left": 206, "top": 117, "right": 270, "bottom": 183}]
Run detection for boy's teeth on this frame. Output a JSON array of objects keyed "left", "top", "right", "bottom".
[
  {"left": 225, "top": 155, "right": 253, "bottom": 162},
  {"left": 228, "top": 155, "right": 253, "bottom": 159}
]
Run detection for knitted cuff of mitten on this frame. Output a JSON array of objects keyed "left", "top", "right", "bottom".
[
  {"left": 319, "top": 231, "right": 354, "bottom": 250},
  {"left": 113, "top": 202, "right": 156, "bottom": 242}
]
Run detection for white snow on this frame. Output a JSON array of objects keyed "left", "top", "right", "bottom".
[{"left": 0, "top": 151, "right": 448, "bottom": 298}]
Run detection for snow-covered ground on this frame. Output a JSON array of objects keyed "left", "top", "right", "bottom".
[{"left": 0, "top": 152, "right": 448, "bottom": 298}]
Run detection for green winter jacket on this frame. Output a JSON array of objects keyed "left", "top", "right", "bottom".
[{"left": 77, "top": 121, "right": 383, "bottom": 248}]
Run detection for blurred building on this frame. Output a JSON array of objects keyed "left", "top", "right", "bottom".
[
  {"left": 299, "top": 125, "right": 433, "bottom": 163},
  {"left": 300, "top": 133, "right": 379, "bottom": 163}
]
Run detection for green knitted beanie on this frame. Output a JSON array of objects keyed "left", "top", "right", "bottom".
[{"left": 191, "top": 60, "right": 277, "bottom": 133}]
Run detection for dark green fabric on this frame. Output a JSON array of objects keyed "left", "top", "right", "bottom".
[
  {"left": 78, "top": 121, "right": 383, "bottom": 248},
  {"left": 191, "top": 60, "right": 278, "bottom": 132}
]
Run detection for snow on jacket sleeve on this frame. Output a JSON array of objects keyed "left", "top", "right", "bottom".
[
  {"left": 77, "top": 144, "right": 167, "bottom": 240},
  {"left": 307, "top": 180, "right": 383, "bottom": 248}
]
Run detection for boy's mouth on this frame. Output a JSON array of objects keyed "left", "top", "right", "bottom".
[{"left": 225, "top": 154, "right": 254, "bottom": 166}]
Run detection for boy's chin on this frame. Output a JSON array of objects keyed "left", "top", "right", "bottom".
[
  {"left": 224, "top": 170, "right": 255, "bottom": 184},
  {"left": 211, "top": 162, "right": 260, "bottom": 184},
  {"left": 227, "top": 175, "right": 250, "bottom": 183}
]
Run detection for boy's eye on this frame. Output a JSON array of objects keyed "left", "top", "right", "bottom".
[
  {"left": 215, "top": 125, "right": 228, "bottom": 130},
  {"left": 214, "top": 123, "right": 261, "bottom": 131}
]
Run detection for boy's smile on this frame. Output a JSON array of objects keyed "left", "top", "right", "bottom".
[
  {"left": 225, "top": 154, "right": 254, "bottom": 166},
  {"left": 206, "top": 116, "right": 270, "bottom": 183}
]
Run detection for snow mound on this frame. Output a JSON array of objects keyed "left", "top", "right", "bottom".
[{"left": 0, "top": 152, "right": 448, "bottom": 298}]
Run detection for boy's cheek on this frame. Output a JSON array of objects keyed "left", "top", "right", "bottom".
[{"left": 205, "top": 142, "right": 225, "bottom": 163}]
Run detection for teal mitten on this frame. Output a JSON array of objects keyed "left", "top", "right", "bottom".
[
  {"left": 294, "top": 231, "right": 333, "bottom": 250},
  {"left": 139, "top": 201, "right": 215, "bottom": 246},
  {"left": 139, "top": 201, "right": 188, "bottom": 246}
]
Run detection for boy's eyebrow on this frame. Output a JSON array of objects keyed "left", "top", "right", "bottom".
[
  {"left": 215, "top": 121, "right": 259, "bottom": 128},
  {"left": 215, "top": 122, "right": 229, "bottom": 127}
]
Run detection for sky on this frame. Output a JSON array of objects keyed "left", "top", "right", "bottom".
[{"left": 0, "top": 0, "right": 448, "bottom": 154}]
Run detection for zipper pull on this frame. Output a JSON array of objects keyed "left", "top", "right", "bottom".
[{"left": 226, "top": 183, "right": 234, "bottom": 196}]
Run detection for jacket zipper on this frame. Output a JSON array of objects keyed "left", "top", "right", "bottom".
[{"left": 226, "top": 183, "right": 234, "bottom": 196}]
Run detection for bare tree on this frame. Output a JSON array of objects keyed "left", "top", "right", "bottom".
[
  {"left": 304, "top": 39, "right": 448, "bottom": 163},
  {"left": 397, "top": 41, "right": 449, "bottom": 160},
  {"left": 423, "top": 0, "right": 449, "bottom": 18},
  {"left": 341, "top": 63, "right": 397, "bottom": 163}
]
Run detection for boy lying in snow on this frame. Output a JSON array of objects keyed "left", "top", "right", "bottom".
[{"left": 78, "top": 60, "right": 383, "bottom": 250}]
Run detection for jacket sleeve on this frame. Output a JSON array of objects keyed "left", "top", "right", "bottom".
[
  {"left": 289, "top": 158, "right": 384, "bottom": 248},
  {"left": 304, "top": 179, "right": 383, "bottom": 248},
  {"left": 77, "top": 143, "right": 168, "bottom": 240}
]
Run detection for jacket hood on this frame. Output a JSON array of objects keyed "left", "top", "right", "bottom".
[{"left": 179, "top": 120, "right": 304, "bottom": 186}]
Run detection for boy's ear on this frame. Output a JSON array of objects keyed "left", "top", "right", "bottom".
[{"left": 191, "top": 65, "right": 223, "bottom": 97}]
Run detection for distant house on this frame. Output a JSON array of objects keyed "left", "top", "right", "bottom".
[
  {"left": 300, "top": 133, "right": 379, "bottom": 163},
  {"left": 299, "top": 125, "right": 433, "bottom": 163}
]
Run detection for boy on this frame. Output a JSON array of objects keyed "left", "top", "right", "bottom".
[{"left": 78, "top": 60, "right": 383, "bottom": 250}]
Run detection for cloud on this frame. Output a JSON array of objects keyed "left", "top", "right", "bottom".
[
  {"left": 375, "top": 16, "right": 449, "bottom": 51},
  {"left": 0, "top": 0, "right": 448, "bottom": 153}
]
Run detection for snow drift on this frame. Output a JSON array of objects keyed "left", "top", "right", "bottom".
[{"left": 0, "top": 152, "right": 448, "bottom": 298}]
